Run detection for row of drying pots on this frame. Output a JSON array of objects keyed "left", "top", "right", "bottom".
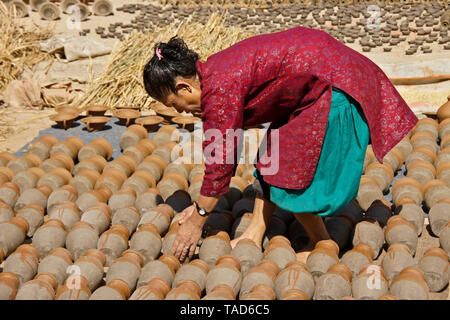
[{"left": 50, "top": 105, "right": 201, "bottom": 132}]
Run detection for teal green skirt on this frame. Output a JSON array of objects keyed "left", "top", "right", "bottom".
[{"left": 254, "top": 87, "right": 370, "bottom": 217}]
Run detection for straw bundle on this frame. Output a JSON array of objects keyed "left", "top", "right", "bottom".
[
  {"left": 73, "top": 12, "right": 255, "bottom": 110},
  {"left": 0, "top": 3, "right": 53, "bottom": 93}
]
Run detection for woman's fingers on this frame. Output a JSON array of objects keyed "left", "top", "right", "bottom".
[{"left": 188, "top": 242, "right": 196, "bottom": 260}]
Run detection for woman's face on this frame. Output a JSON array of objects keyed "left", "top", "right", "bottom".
[{"left": 161, "top": 76, "right": 202, "bottom": 117}]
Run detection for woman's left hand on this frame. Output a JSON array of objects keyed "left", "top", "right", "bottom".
[{"left": 172, "top": 204, "right": 206, "bottom": 261}]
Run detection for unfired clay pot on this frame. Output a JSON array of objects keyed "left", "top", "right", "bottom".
[
  {"left": 313, "top": 263, "right": 352, "bottom": 300},
  {"left": 230, "top": 238, "right": 263, "bottom": 276},
  {"left": 172, "top": 259, "right": 210, "bottom": 292},
  {"left": 3, "top": 244, "right": 40, "bottom": 285},
  {"left": 406, "top": 160, "right": 436, "bottom": 186},
  {"left": 205, "top": 254, "right": 242, "bottom": 296},
  {"left": 69, "top": 169, "right": 101, "bottom": 196},
  {"left": 356, "top": 175, "right": 384, "bottom": 211},
  {"left": 73, "top": 155, "right": 107, "bottom": 175},
  {"left": 165, "top": 280, "right": 201, "bottom": 300},
  {"left": 394, "top": 203, "right": 425, "bottom": 236},
  {"left": 73, "top": 251, "right": 105, "bottom": 291},
  {"left": 418, "top": 247, "right": 449, "bottom": 292},
  {"left": 274, "top": 261, "right": 315, "bottom": 300},
  {"left": 56, "top": 275, "right": 91, "bottom": 300},
  {"left": 78, "top": 138, "right": 113, "bottom": 161},
  {"left": 65, "top": 221, "right": 99, "bottom": 261},
  {"left": 89, "top": 278, "right": 131, "bottom": 300},
  {"left": 130, "top": 223, "right": 162, "bottom": 263},
  {"left": 15, "top": 203, "right": 44, "bottom": 237},
  {"left": 80, "top": 202, "right": 112, "bottom": 234},
  {"left": 0, "top": 217, "right": 29, "bottom": 260},
  {"left": 352, "top": 264, "right": 388, "bottom": 300},
  {"left": 423, "top": 179, "right": 450, "bottom": 209},
  {"left": 392, "top": 177, "right": 423, "bottom": 207},
  {"left": 32, "top": 219, "right": 67, "bottom": 258},
  {"left": 137, "top": 254, "right": 181, "bottom": 288},
  {"left": 390, "top": 266, "right": 429, "bottom": 300},
  {"left": 199, "top": 232, "right": 232, "bottom": 267},
  {"left": 106, "top": 250, "right": 145, "bottom": 291},
  {"left": 15, "top": 273, "right": 58, "bottom": 300},
  {"left": 340, "top": 243, "right": 374, "bottom": 279},
  {"left": 129, "top": 278, "right": 171, "bottom": 300},
  {"left": 48, "top": 201, "right": 81, "bottom": 231},
  {"left": 97, "top": 224, "right": 130, "bottom": 266},
  {"left": 385, "top": 215, "right": 418, "bottom": 255},
  {"left": 382, "top": 243, "right": 415, "bottom": 284},
  {"left": 38, "top": 247, "right": 73, "bottom": 286},
  {"left": 0, "top": 272, "right": 20, "bottom": 300},
  {"left": 352, "top": 218, "right": 385, "bottom": 260},
  {"left": 0, "top": 181, "right": 20, "bottom": 208}
]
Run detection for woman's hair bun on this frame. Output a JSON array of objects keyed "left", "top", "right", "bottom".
[{"left": 156, "top": 36, "right": 199, "bottom": 61}]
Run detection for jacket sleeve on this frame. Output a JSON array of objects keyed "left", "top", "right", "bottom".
[{"left": 199, "top": 79, "right": 245, "bottom": 197}]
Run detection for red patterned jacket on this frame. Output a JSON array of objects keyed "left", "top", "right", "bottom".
[{"left": 197, "top": 26, "right": 417, "bottom": 197}]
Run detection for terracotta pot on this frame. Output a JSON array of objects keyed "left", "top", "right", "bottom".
[
  {"left": 50, "top": 112, "right": 78, "bottom": 130},
  {"left": 437, "top": 95, "right": 450, "bottom": 122},
  {"left": 16, "top": 203, "right": 45, "bottom": 237},
  {"left": 173, "top": 259, "right": 210, "bottom": 291},
  {"left": 3, "top": 245, "right": 39, "bottom": 285},
  {"left": 38, "top": 247, "right": 73, "bottom": 286},
  {"left": 274, "top": 261, "right": 315, "bottom": 300},
  {"left": 428, "top": 202, "right": 450, "bottom": 237},
  {"left": 136, "top": 116, "right": 164, "bottom": 133},
  {"left": 392, "top": 177, "right": 423, "bottom": 207},
  {"left": 123, "top": 170, "right": 157, "bottom": 195},
  {"left": 0, "top": 152, "right": 17, "bottom": 167},
  {"left": 438, "top": 118, "right": 450, "bottom": 139},
  {"left": 418, "top": 247, "right": 449, "bottom": 292},
  {"left": 203, "top": 284, "right": 236, "bottom": 300},
  {"left": 390, "top": 266, "right": 429, "bottom": 300},
  {"left": 56, "top": 275, "right": 91, "bottom": 300},
  {"left": 356, "top": 175, "right": 384, "bottom": 211},
  {"left": 395, "top": 203, "right": 425, "bottom": 236},
  {"left": 405, "top": 146, "right": 436, "bottom": 168},
  {"left": 81, "top": 202, "right": 112, "bottom": 234},
  {"left": 412, "top": 118, "right": 439, "bottom": 140},
  {"left": 166, "top": 280, "right": 201, "bottom": 300},
  {"left": 90, "top": 278, "right": 131, "bottom": 300},
  {"left": 86, "top": 105, "right": 109, "bottom": 116},
  {"left": 172, "top": 116, "right": 201, "bottom": 132},
  {"left": 352, "top": 264, "right": 388, "bottom": 300},
  {"left": 340, "top": 243, "right": 374, "bottom": 279},
  {"left": 78, "top": 138, "right": 112, "bottom": 161},
  {"left": 394, "top": 138, "right": 413, "bottom": 161},
  {"left": 385, "top": 215, "right": 418, "bottom": 255},
  {"left": 97, "top": 224, "right": 130, "bottom": 266},
  {"left": 423, "top": 179, "right": 450, "bottom": 209},
  {"left": 157, "top": 172, "right": 189, "bottom": 200},
  {"left": 32, "top": 219, "right": 67, "bottom": 258},
  {"left": 80, "top": 116, "right": 110, "bottom": 131},
  {"left": 129, "top": 278, "right": 170, "bottom": 300},
  {"left": 69, "top": 169, "right": 101, "bottom": 196},
  {"left": 65, "top": 222, "right": 99, "bottom": 261},
  {"left": 410, "top": 131, "right": 439, "bottom": 154},
  {"left": 407, "top": 160, "right": 436, "bottom": 185},
  {"left": 313, "top": 263, "right": 352, "bottom": 300},
  {"left": 137, "top": 254, "right": 181, "bottom": 288},
  {"left": 0, "top": 272, "right": 20, "bottom": 300},
  {"left": 114, "top": 109, "right": 141, "bottom": 126},
  {"left": 199, "top": 231, "right": 232, "bottom": 267}
]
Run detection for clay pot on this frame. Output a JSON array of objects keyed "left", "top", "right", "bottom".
[
  {"left": 382, "top": 243, "right": 415, "bottom": 283},
  {"left": 32, "top": 219, "right": 67, "bottom": 258},
  {"left": 239, "top": 263, "right": 276, "bottom": 299},
  {"left": 13, "top": 185, "right": 50, "bottom": 212},
  {"left": 75, "top": 188, "right": 111, "bottom": 212},
  {"left": 134, "top": 188, "right": 164, "bottom": 215},
  {"left": 410, "top": 131, "right": 439, "bottom": 153},
  {"left": 28, "top": 134, "right": 60, "bottom": 160},
  {"left": 111, "top": 206, "right": 139, "bottom": 234},
  {"left": 41, "top": 153, "right": 75, "bottom": 173},
  {"left": 15, "top": 203, "right": 44, "bottom": 237},
  {"left": 108, "top": 187, "right": 136, "bottom": 214},
  {"left": 39, "top": 2, "right": 61, "bottom": 21},
  {"left": 437, "top": 95, "right": 450, "bottom": 122},
  {"left": 46, "top": 184, "right": 78, "bottom": 213},
  {"left": 356, "top": 175, "right": 384, "bottom": 211},
  {"left": 114, "top": 109, "right": 141, "bottom": 126},
  {"left": 69, "top": 169, "right": 101, "bottom": 196},
  {"left": 50, "top": 112, "right": 78, "bottom": 130},
  {"left": 365, "top": 199, "right": 392, "bottom": 228},
  {"left": 50, "top": 137, "right": 84, "bottom": 160},
  {"left": 0, "top": 182, "right": 20, "bottom": 208},
  {"left": 392, "top": 177, "right": 423, "bottom": 207},
  {"left": 405, "top": 146, "right": 436, "bottom": 168},
  {"left": 0, "top": 217, "right": 29, "bottom": 259},
  {"left": 97, "top": 224, "right": 130, "bottom": 266},
  {"left": 37, "top": 167, "right": 72, "bottom": 191},
  {"left": 73, "top": 252, "right": 105, "bottom": 291},
  {"left": 263, "top": 236, "right": 297, "bottom": 270},
  {"left": 129, "top": 278, "right": 171, "bottom": 300},
  {"left": 38, "top": 248, "right": 73, "bottom": 286},
  {"left": 423, "top": 179, "right": 450, "bottom": 209},
  {"left": 172, "top": 259, "right": 210, "bottom": 292},
  {"left": 65, "top": 222, "right": 99, "bottom": 261},
  {"left": 306, "top": 241, "right": 340, "bottom": 282},
  {"left": 313, "top": 263, "right": 352, "bottom": 300},
  {"left": 406, "top": 160, "right": 436, "bottom": 186},
  {"left": 137, "top": 254, "right": 181, "bottom": 288},
  {"left": 122, "top": 170, "right": 157, "bottom": 195},
  {"left": 119, "top": 124, "right": 148, "bottom": 150},
  {"left": 138, "top": 205, "right": 171, "bottom": 235},
  {"left": 157, "top": 172, "right": 189, "bottom": 200},
  {"left": 203, "top": 284, "right": 237, "bottom": 300},
  {"left": 394, "top": 138, "right": 413, "bottom": 161},
  {"left": 0, "top": 201, "right": 14, "bottom": 223},
  {"left": 281, "top": 289, "right": 309, "bottom": 300},
  {"left": 439, "top": 221, "right": 450, "bottom": 259},
  {"left": 364, "top": 163, "right": 394, "bottom": 192},
  {"left": 412, "top": 118, "right": 439, "bottom": 140},
  {"left": 106, "top": 251, "right": 144, "bottom": 291},
  {"left": 2, "top": 244, "right": 39, "bottom": 285},
  {"left": 418, "top": 247, "right": 449, "bottom": 292},
  {"left": 80, "top": 116, "right": 109, "bottom": 131},
  {"left": 78, "top": 138, "right": 113, "bottom": 161},
  {"left": 437, "top": 162, "right": 450, "bottom": 186},
  {"left": 152, "top": 142, "right": 179, "bottom": 164},
  {"left": 390, "top": 266, "right": 430, "bottom": 300},
  {"left": 165, "top": 280, "right": 201, "bottom": 300},
  {"left": 230, "top": 213, "right": 253, "bottom": 239},
  {"left": 274, "top": 261, "right": 315, "bottom": 300},
  {"left": 95, "top": 168, "right": 127, "bottom": 194},
  {"left": 129, "top": 223, "right": 162, "bottom": 263},
  {"left": 199, "top": 232, "right": 232, "bottom": 267},
  {"left": 73, "top": 155, "right": 106, "bottom": 175},
  {"left": 56, "top": 275, "right": 91, "bottom": 300},
  {"left": 172, "top": 116, "right": 201, "bottom": 132},
  {"left": 89, "top": 279, "right": 131, "bottom": 300},
  {"left": 385, "top": 215, "right": 418, "bottom": 255},
  {"left": 352, "top": 264, "right": 388, "bottom": 300},
  {"left": 0, "top": 272, "right": 20, "bottom": 300},
  {"left": 340, "top": 243, "right": 374, "bottom": 279},
  {"left": 205, "top": 254, "right": 242, "bottom": 296},
  {"left": 438, "top": 119, "right": 450, "bottom": 140},
  {"left": 428, "top": 202, "right": 450, "bottom": 237},
  {"left": 230, "top": 239, "right": 263, "bottom": 275},
  {"left": 135, "top": 115, "right": 164, "bottom": 133},
  {"left": 124, "top": 140, "right": 156, "bottom": 164},
  {"left": 86, "top": 105, "right": 109, "bottom": 117},
  {"left": 394, "top": 203, "right": 425, "bottom": 236},
  {"left": 11, "top": 167, "right": 44, "bottom": 193},
  {"left": 0, "top": 152, "right": 17, "bottom": 167},
  {"left": 382, "top": 147, "right": 404, "bottom": 172},
  {"left": 80, "top": 202, "right": 112, "bottom": 234},
  {"left": 352, "top": 218, "right": 385, "bottom": 259},
  {"left": 7, "top": 154, "right": 42, "bottom": 174},
  {"left": 15, "top": 272, "right": 58, "bottom": 300},
  {"left": 155, "top": 107, "right": 179, "bottom": 123}
]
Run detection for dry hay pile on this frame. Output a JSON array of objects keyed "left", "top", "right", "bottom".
[
  {"left": 74, "top": 12, "right": 254, "bottom": 110},
  {"left": 0, "top": 3, "right": 52, "bottom": 93}
]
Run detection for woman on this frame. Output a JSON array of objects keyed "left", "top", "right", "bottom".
[{"left": 143, "top": 26, "right": 417, "bottom": 262}]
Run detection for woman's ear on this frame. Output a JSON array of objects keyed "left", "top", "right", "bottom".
[{"left": 175, "top": 80, "right": 192, "bottom": 94}]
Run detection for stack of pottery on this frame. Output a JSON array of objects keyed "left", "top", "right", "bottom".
[
  {"left": 204, "top": 284, "right": 238, "bottom": 300},
  {"left": 230, "top": 239, "right": 263, "bottom": 275},
  {"left": 439, "top": 222, "right": 450, "bottom": 260},
  {"left": 438, "top": 119, "right": 450, "bottom": 143},
  {"left": 389, "top": 266, "right": 430, "bottom": 300},
  {"left": 423, "top": 179, "right": 450, "bottom": 209},
  {"left": 0, "top": 167, "right": 15, "bottom": 187},
  {"left": 262, "top": 236, "right": 297, "bottom": 270},
  {"left": 362, "top": 145, "right": 375, "bottom": 173},
  {"left": 0, "top": 201, "right": 15, "bottom": 223},
  {"left": 80, "top": 202, "right": 111, "bottom": 234},
  {"left": 135, "top": 115, "right": 164, "bottom": 133},
  {"left": 412, "top": 118, "right": 439, "bottom": 140},
  {"left": 356, "top": 176, "right": 383, "bottom": 211},
  {"left": 391, "top": 177, "right": 423, "bottom": 207},
  {"left": 47, "top": 201, "right": 80, "bottom": 233}
]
